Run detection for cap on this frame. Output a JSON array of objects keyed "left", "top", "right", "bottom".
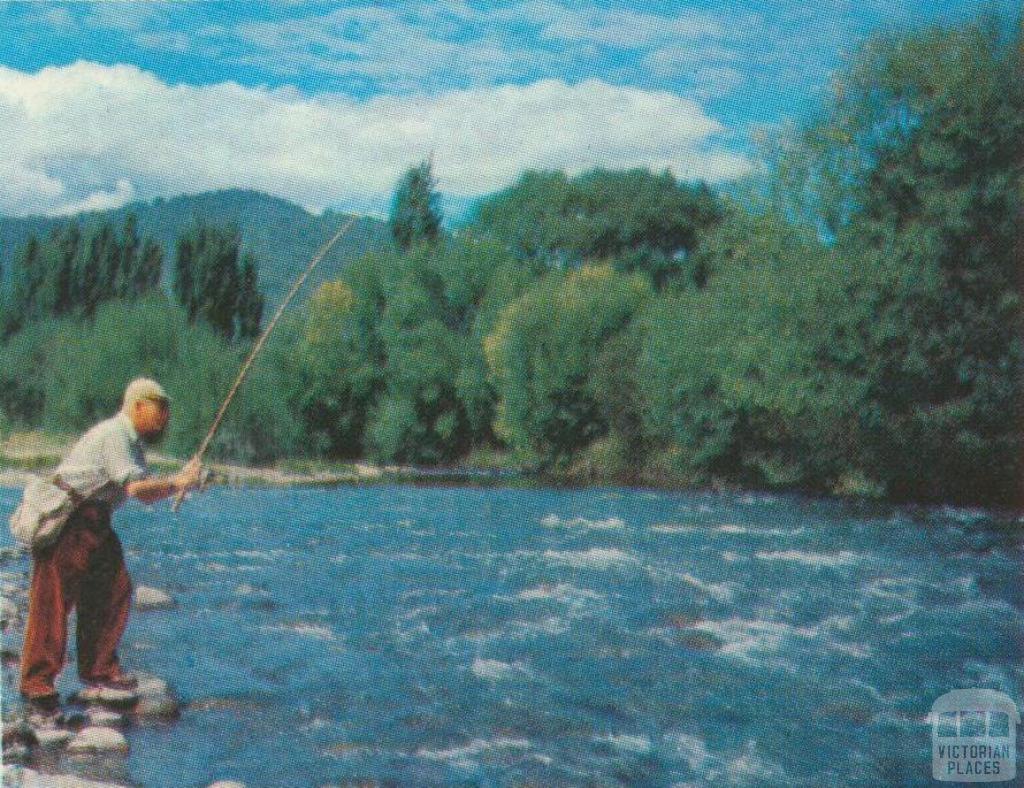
[{"left": 122, "top": 377, "right": 171, "bottom": 412}]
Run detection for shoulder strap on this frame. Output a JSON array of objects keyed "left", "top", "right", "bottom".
[{"left": 51, "top": 474, "right": 86, "bottom": 507}]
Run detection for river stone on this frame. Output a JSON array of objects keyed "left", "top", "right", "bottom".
[
  {"left": 3, "top": 717, "right": 36, "bottom": 747},
  {"left": 3, "top": 743, "right": 31, "bottom": 763},
  {"left": 72, "top": 686, "right": 139, "bottom": 708},
  {"left": 675, "top": 631, "right": 724, "bottom": 652},
  {"left": 86, "top": 708, "right": 127, "bottom": 728},
  {"left": 34, "top": 726, "right": 75, "bottom": 748},
  {"left": 134, "top": 672, "right": 170, "bottom": 697},
  {"left": 133, "top": 693, "right": 180, "bottom": 720},
  {"left": 133, "top": 586, "right": 175, "bottom": 611},
  {"left": 66, "top": 726, "right": 129, "bottom": 754},
  {"left": 130, "top": 671, "right": 180, "bottom": 720}
]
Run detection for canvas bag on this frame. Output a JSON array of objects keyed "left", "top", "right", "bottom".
[{"left": 8, "top": 465, "right": 115, "bottom": 549}]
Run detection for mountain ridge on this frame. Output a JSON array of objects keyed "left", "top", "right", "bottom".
[{"left": 0, "top": 189, "right": 392, "bottom": 307}]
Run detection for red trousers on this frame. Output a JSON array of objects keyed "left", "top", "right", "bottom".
[{"left": 19, "top": 503, "right": 132, "bottom": 699}]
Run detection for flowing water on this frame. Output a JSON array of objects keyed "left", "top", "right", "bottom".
[{"left": 1, "top": 485, "right": 1021, "bottom": 786}]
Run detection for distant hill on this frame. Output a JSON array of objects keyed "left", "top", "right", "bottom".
[{"left": 0, "top": 189, "right": 391, "bottom": 308}]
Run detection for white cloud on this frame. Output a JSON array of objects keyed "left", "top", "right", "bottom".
[
  {"left": 0, "top": 61, "right": 749, "bottom": 217},
  {"left": 48, "top": 179, "right": 136, "bottom": 217},
  {"left": 128, "top": 3, "right": 741, "bottom": 94},
  {"left": 514, "top": 2, "right": 725, "bottom": 48}
]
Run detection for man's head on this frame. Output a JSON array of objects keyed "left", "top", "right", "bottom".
[{"left": 122, "top": 377, "right": 171, "bottom": 444}]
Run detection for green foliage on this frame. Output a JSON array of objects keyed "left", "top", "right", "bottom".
[
  {"left": 389, "top": 158, "right": 443, "bottom": 252},
  {"left": 362, "top": 237, "right": 523, "bottom": 463},
  {"left": 471, "top": 168, "right": 723, "bottom": 289},
  {"left": 1, "top": 216, "right": 162, "bottom": 336},
  {"left": 0, "top": 14, "right": 1017, "bottom": 505},
  {"left": 638, "top": 208, "right": 860, "bottom": 490},
  {"left": 0, "top": 296, "right": 300, "bottom": 465},
  {"left": 173, "top": 222, "right": 264, "bottom": 341},
  {"left": 638, "top": 16, "right": 1022, "bottom": 504},
  {"left": 825, "top": 19, "right": 1022, "bottom": 504},
  {"left": 485, "top": 266, "right": 652, "bottom": 468},
  {"left": 0, "top": 190, "right": 390, "bottom": 309}
]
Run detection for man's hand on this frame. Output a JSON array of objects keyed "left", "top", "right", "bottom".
[
  {"left": 174, "top": 458, "right": 203, "bottom": 492},
  {"left": 126, "top": 459, "right": 205, "bottom": 505}
]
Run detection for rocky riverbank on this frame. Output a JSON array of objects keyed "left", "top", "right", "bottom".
[
  {"left": 0, "top": 430, "right": 519, "bottom": 492},
  {"left": 0, "top": 545, "right": 231, "bottom": 786}
]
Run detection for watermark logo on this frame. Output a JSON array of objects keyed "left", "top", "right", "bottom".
[{"left": 931, "top": 690, "right": 1019, "bottom": 782}]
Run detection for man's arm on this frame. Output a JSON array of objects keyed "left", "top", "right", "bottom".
[{"left": 126, "top": 459, "right": 202, "bottom": 505}]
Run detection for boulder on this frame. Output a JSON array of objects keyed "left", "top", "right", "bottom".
[
  {"left": 66, "top": 726, "right": 129, "bottom": 754},
  {"left": 2, "top": 743, "right": 31, "bottom": 763},
  {"left": 133, "top": 586, "right": 175, "bottom": 611},
  {"left": 71, "top": 686, "right": 139, "bottom": 708},
  {"left": 86, "top": 707, "right": 127, "bottom": 728},
  {"left": 130, "top": 671, "right": 181, "bottom": 720},
  {"left": 34, "top": 726, "right": 74, "bottom": 748}
]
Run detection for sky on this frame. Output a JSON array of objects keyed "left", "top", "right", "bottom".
[{"left": 0, "top": 0, "right": 1014, "bottom": 219}]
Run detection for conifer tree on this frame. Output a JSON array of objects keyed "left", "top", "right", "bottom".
[
  {"left": 237, "top": 252, "right": 264, "bottom": 340},
  {"left": 389, "top": 157, "right": 443, "bottom": 251},
  {"left": 119, "top": 213, "right": 139, "bottom": 297},
  {"left": 135, "top": 238, "right": 163, "bottom": 296}
]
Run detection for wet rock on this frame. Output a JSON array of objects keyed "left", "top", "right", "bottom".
[
  {"left": 130, "top": 672, "right": 180, "bottom": 720},
  {"left": 86, "top": 708, "right": 127, "bottom": 728},
  {"left": 66, "top": 726, "right": 129, "bottom": 754},
  {"left": 3, "top": 716, "right": 37, "bottom": 748},
  {"left": 675, "top": 631, "right": 724, "bottom": 652},
  {"left": 71, "top": 686, "right": 138, "bottom": 708},
  {"left": 133, "top": 586, "right": 175, "bottom": 612},
  {"left": 665, "top": 614, "right": 704, "bottom": 629},
  {"left": 3, "top": 742, "right": 31, "bottom": 763},
  {"left": 34, "top": 726, "right": 75, "bottom": 748},
  {"left": 207, "top": 782, "right": 247, "bottom": 788},
  {"left": 135, "top": 672, "right": 169, "bottom": 697}
]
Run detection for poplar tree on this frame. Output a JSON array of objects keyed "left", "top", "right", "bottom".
[
  {"left": 119, "top": 213, "right": 139, "bottom": 298},
  {"left": 237, "top": 253, "right": 264, "bottom": 340},
  {"left": 389, "top": 158, "right": 443, "bottom": 251}
]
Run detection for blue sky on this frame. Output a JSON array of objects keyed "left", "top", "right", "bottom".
[{"left": 0, "top": 0, "right": 1014, "bottom": 218}]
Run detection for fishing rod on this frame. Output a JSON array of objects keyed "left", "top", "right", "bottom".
[{"left": 171, "top": 216, "right": 359, "bottom": 513}]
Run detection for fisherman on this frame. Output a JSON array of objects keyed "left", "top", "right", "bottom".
[{"left": 19, "top": 377, "right": 203, "bottom": 714}]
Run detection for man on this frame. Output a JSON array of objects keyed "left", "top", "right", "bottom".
[{"left": 19, "top": 377, "right": 202, "bottom": 713}]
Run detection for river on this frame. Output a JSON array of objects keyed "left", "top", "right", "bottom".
[{"left": 1, "top": 485, "right": 1021, "bottom": 786}]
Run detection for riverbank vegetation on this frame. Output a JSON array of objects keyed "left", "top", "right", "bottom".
[{"left": 0, "top": 16, "right": 1020, "bottom": 506}]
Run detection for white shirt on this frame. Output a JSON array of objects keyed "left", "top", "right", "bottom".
[{"left": 56, "top": 412, "right": 151, "bottom": 509}]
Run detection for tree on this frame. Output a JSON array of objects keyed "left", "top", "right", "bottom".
[
  {"left": 53, "top": 223, "right": 81, "bottom": 316},
  {"left": 824, "top": 20, "right": 1022, "bottom": 504},
  {"left": 94, "top": 223, "right": 120, "bottom": 303},
  {"left": 5, "top": 234, "right": 44, "bottom": 335},
  {"left": 173, "top": 222, "right": 263, "bottom": 342},
  {"left": 471, "top": 168, "right": 724, "bottom": 289},
  {"left": 389, "top": 158, "right": 443, "bottom": 251},
  {"left": 119, "top": 213, "right": 139, "bottom": 298},
  {"left": 484, "top": 266, "right": 652, "bottom": 468},
  {"left": 134, "top": 238, "right": 163, "bottom": 297},
  {"left": 236, "top": 253, "right": 264, "bottom": 340}
]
